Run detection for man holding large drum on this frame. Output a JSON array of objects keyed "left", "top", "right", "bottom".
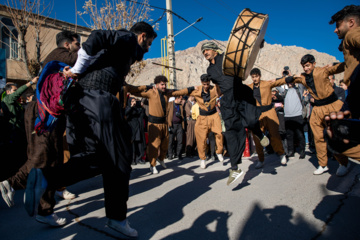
[{"left": 202, "top": 42, "right": 269, "bottom": 185}]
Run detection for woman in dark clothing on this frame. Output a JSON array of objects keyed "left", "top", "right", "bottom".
[{"left": 125, "top": 97, "right": 146, "bottom": 165}]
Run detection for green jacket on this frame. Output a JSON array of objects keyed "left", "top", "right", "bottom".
[{"left": 1, "top": 84, "right": 28, "bottom": 129}]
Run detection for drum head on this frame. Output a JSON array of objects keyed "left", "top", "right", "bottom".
[{"left": 223, "top": 9, "right": 269, "bottom": 80}]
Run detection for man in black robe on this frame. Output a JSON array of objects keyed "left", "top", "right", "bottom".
[{"left": 24, "top": 22, "right": 157, "bottom": 238}]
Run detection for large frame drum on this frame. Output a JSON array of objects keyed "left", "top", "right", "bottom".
[{"left": 223, "top": 8, "right": 269, "bottom": 80}]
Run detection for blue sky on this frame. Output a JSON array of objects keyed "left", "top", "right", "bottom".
[{"left": 50, "top": 0, "right": 357, "bottom": 62}]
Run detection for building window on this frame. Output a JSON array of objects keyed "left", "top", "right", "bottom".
[{"left": 0, "top": 17, "right": 18, "bottom": 60}]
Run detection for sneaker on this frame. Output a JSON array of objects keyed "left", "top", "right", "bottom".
[
  {"left": 200, "top": 160, "right": 206, "bottom": 169},
  {"left": 0, "top": 180, "right": 15, "bottom": 207},
  {"left": 157, "top": 159, "right": 167, "bottom": 168},
  {"left": 227, "top": 169, "right": 243, "bottom": 186},
  {"left": 55, "top": 189, "right": 76, "bottom": 200},
  {"left": 106, "top": 219, "right": 138, "bottom": 239},
  {"left": 336, "top": 164, "right": 350, "bottom": 177},
  {"left": 150, "top": 166, "right": 158, "bottom": 174},
  {"left": 36, "top": 213, "right": 67, "bottom": 227},
  {"left": 313, "top": 166, "right": 329, "bottom": 175},
  {"left": 24, "top": 168, "right": 48, "bottom": 217},
  {"left": 280, "top": 154, "right": 287, "bottom": 165},
  {"left": 260, "top": 135, "right": 270, "bottom": 147},
  {"left": 217, "top": 154, "right": 224, "bottom": 162},
  {"left": 255, "top": 161, "right": 264, "bottom": 169}
]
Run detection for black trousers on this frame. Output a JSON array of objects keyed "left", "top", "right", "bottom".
[
  {"left": 208, "top": 132, "right": 216, "bottom": 157},
  {"left": 42, "top": 89, "right": 133, "bottom": 221},
  {"left": 285, "top": 115, "right": 305, "bottom": 155},
  {"left": 221, "top": 96, "right": 262, "bottom": 168},
  {"left": 168, "top": 123, "right": 183, "bottom": 157}
]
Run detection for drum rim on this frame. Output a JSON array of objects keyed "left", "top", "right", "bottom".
[{"left": 223, "top": 8, "right": 269, "bottom": 80}]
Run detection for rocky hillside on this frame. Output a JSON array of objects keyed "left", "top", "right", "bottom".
[{"left": 126, "top": 40, "right": 344, "bottom": 88}]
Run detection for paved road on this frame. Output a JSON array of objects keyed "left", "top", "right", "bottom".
[{"left": 1, "top": 151, "right": 359, "bottom": 240}]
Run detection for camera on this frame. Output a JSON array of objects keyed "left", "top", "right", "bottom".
[
  {"left": 175, "top": 112, "right": 182, "bottom": 118},
  {"left": 282, "top": 66, "right": 290, "bottom": 77}
]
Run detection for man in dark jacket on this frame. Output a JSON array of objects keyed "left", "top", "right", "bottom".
[
  {"left": 23, "top": 22, "right": 157, "bottom": 238},
  {"left": 329, "top": 74, "right": 346, "bottom": 102},
  {"left": 167, "top": 96, "right": 185, "bottom": 160},
  {"left": 125, "top": 97, "right": 146, "bottom": 165}
]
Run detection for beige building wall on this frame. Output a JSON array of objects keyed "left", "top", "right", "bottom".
[{"left": 0, "top": 4, "right": 91, "bottom": 84}]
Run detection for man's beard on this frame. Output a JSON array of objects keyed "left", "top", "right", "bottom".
[{"left": 140, "top": 40, "right": 148, "bottom": 53}]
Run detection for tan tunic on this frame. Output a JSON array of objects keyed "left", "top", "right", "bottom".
[
  {"left": 190, "top": 85, "right": 219, "bottom": 111},
  {"left": 339, "top": 26, "right": 360, "bottom": 86},
  {"left": 248, "top": 79, "right": 287, "bottom": 106},
  {"left": 282, "top": 65, "right": 344, "bottom": 100}
]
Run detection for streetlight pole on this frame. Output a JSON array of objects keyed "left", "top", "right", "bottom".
[{"left": 166, "top": 0, "right": 176, "bottom": 88}]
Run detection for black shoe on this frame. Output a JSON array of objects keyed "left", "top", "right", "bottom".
[
  {"left": 287, "top": 152, "right": 295, "bottom": 159},
  {"left": 299, "top": 151, "right": 305, "bottom": 159},
  {"left": 137, "top": 159, "right": 146, "bottom": 165},
  {"left": 178, "top": 155, "right": 183, "bottom": 160}
]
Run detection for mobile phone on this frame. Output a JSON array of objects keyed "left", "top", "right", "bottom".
[{"left": 330, "top": 119, "right": 360, "bottom": 144}]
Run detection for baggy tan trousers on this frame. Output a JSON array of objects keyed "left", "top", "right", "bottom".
[
  {"left": 310, "top": 100, "right": 348, "bottom": 167},
  {"left": 147, "top": 122, "right": 169, "bottom": 167},
  {"left": 335, "top": 145, "right": 360, "bottom": 162},
  {"left": 253, "top": 108, "right": 285, "bottom": 162},
  {"left": 195, "top": 113, "right": 223, "bottom": 160}
]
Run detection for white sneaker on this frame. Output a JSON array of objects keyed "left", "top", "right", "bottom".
[
  {"left": 280, "top": 154, "right": 287, "bottom": 165},
  {"left": 200, "top": 160, "right": 206, "bottom": 169},
  {"left": 36, "top": 213, "right": 67, "bottom": 227},
  {"left": 157, "top": 159, "right": 167, "bottom": 168},
  {"left": 217, "top": 154, "right": 224, "bottom": 162},
  {"left": 336, "top": 164, "right": 350, "bottom": 177},
  {"left": 106, "top": 219, "right": 138, "bottom": 239},
  {"left": 150, "top": 166, "right": 158, "bottom": 174},
  {"left": 0, "top": 180, "right": 15, "bottom": 207},
  {"left": 313, "top": 166, "right": 329, "bottom": 175},
  {"left": 255, "top": 161, "right": 264, "bottom": 169},
  {"left": 55, "top": 189, "right": 76, "bottom": 200}
]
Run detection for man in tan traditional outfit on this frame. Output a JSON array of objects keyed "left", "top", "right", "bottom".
[
  {"left": 325, "top": 5, "right": 360, "bottom": 168},
  {"left": 190, "top": 74, "right": 224, "bottom": 169},
  {"left": 131, "top": 75, "right": 195, "bottom": 174},
  {"left": 248, "top": 68, "right": 287, "bottom": 168},
  {"left": 278, "top": 54, "right": 349, "bottom": 175}
]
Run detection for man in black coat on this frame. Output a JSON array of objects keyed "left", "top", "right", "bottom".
[
  {"left": 24, "top": 22, "right": 157, "bottom": 238},
  {"left": 202, "top": 42, "right": 269, "bottom": 186}
]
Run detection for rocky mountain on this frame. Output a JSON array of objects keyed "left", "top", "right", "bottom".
[{"left": 126, "top": 40, "right": 344, "bottom": 88}]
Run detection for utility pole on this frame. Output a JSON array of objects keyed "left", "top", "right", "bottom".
[{"left": 166, "top": 0, "right": 176, "bottom": 88}]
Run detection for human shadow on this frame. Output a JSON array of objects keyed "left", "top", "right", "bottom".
[
  {"left": 312, "top": 193, "right": 360, "bottom": 239},
  {"left": 127, "top": 168, "right": 227, "bottom": 239},
  {"left": 236, "top": 204, "right": 318, "bottom": 240},
  {"left": 162, "top": 210, "right": 231, "bottom": 240}
]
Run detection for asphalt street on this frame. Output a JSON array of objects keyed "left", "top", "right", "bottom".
[{"left": 1, "top": 150, "right": 359, "bottom": 240}]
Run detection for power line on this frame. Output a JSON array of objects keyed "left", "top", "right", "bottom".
[
  {"left": 215, "top": 0, "right": 239, "bottom": 16},
  {"left": 125, "top": 0, "right": 281, "bottom": 77}
]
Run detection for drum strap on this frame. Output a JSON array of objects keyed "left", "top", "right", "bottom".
[{"left": 231, "top": 13, "right": 262, "bottom": 75}]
